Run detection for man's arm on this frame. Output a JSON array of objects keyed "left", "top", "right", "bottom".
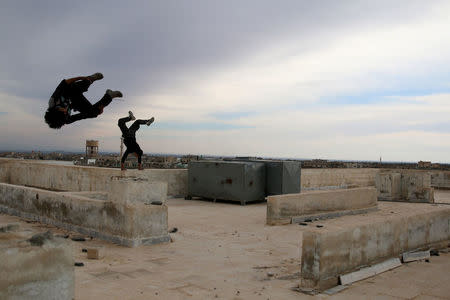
[
  {"left": 66, "top": 112, "right": 93, "bottom": 124},
  {"left": 66, "top": 108, "right": 101, "bottom": 124}
]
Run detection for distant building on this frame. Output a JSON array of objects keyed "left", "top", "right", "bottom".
[
  {"left": 418, "top": 161, "right": 432, "bottom": 169},
  {"left": 86, "top": 140, "right": 99, "bottom": 158}
]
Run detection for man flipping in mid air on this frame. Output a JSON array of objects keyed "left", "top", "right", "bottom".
[
  {"left": 118, "top": 111, "right": 155, "bottom": 170},
  {"left": 44, "top": 73, "right": 123, "bottom": 129}
]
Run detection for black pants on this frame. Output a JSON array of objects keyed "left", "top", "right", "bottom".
[
  {"left": 118, "top": 117, "right": 146, "bottom": 164},
  {"left": 65, "top": 80, "right": 112, "bottom": 124}
]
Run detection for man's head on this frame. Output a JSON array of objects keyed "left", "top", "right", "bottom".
[{"left": 44, "top": 108, "right": 67, "bottom": 129}]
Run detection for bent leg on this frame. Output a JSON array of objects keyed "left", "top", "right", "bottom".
[
  {"left": 128, "top": 120, "right": 147, "bottom": 135},
  {"left": 118, "top": 117, "right": 131, "bottom": 135},
  {"left": 70, "top": 93, "right": 93, "bottom": 113},
  {"left": 72, "top": 93, "right": 112, "bottom": 119},
  {"left": 69, "top": 79, "right": 91, "bottom": 94},
  {"left": 92, "top": 93, "right": 113, "bottom": 113}
]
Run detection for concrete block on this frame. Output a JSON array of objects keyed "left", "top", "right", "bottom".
[
  {"left": 402, "top": 250, "right": 430, "bottom": 263},
  {"left": 339, "top": 258, "right": 402, "bottom": 285},
  {"left": 109, "top": 176, "right": 167, "bottom": 205},
  {"left": 376, "top": 171, "right": 434, "bottom": 203},
  {"left": 300, "top": 206, "right": 450, "bottom": 291},
  {"left": 0, "top": 183, "right": 170, "bottom": 247},
  {"left": 87, "top": 247, "right": 103, "bottom": 259},
  {"left": 267, "top": 187, "right": 377, "bottom": 225},
  {"left": 0, "top": 231, "right": 74, "bottom": 300},
  {"left": 322, "top": 285, "right": 349, "bottom": 295}
]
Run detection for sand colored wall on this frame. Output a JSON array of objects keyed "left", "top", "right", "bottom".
[
  {"left": 300, "top": 168, "right": 379, "bottom": 190},
  {"left": 431, "top": 171, "right": 450, "bottom": 189},
  {"left": 267, "top": 187, "right": 378, "bottom": 225},
  {"left": 4, "top": 159, "right": 450, "bottom": 198},
  {"left": 300, "top": 206, "right": 450, "bottom": 291},
  {"left": 0, "top": 158, "right": 187, "bottom": 197},
  {"left": 376, "top": 171, "right": 434, "bottom": 203}
]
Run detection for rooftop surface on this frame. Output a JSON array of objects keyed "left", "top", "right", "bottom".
[{"left": 1, "top": 191, "right": 450, "bottom": 299}]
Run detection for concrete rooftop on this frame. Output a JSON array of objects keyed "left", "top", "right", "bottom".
[{"left": 1, "top": 191, "right": 450, "bottom": 299}]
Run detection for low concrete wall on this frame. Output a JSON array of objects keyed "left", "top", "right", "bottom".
[
  {"left": 0, "top": 228, "right": 74, "bottom": 300},
  {"left": 0, "top": 158, "right": 187, "bottom": 197},
  {"left": 9, "top": 159, "right": 449, "bottom": 198},
  {"left": 300, "top": 206, "right": 450, "bottom": 291},
  {"left": 0, "top": 159, "right": 384, "bottom": 196},
  {"left": 431, "top": 171, "right": 450, "bottom": 189},
  {"left": 301, "top": 168, "right": 379, "bottom": 190},
  {"left": 267, "top": 187, "right": 377, "bottom": 225},
  {"left": 376, "top": 171, "right": 434, "bottom": 203},
  {"left": 0, "top": 183, "right": 170, "bottom": 247}
]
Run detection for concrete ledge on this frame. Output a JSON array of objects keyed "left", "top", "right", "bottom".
[
  {"left": 0, "top": 230, "right": 74, "bottom": 299},
  {"left": 300, "top": 205, "right": 450, "bottom": 291},
  {"left": 0, "top": 158, "right": 186, "bottom": 197},
  {"left": 0, "top": 183, "right": 169, "bottom": 247},
  {"left": 267, "top": 187, "right": 377, "bottom": 225}
]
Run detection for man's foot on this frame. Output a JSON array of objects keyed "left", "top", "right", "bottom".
[
  {"left": 146, "top": 117, "right": 155, "bottom": 126},
  {"left": 138, "top": 163, "right": 144, "bottom": 170},
  {"left": 129, "top": 111, "right": 136, "bottom": 120},
  {"left": 87, "top": 72, "right": 103, "bottom": 82},
  {"left": 106, "top": 89, "right": 123, "bottom": 99},
  {"left": 121, "top": 163, "right": 126, "bottom": 171}
]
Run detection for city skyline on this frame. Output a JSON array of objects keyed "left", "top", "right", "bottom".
[
  {"left": 1, "top": 1, "right": 450, "bottom": 162},
  {"left": 1, "top": 149, "right": 445, "bottom": 165}
]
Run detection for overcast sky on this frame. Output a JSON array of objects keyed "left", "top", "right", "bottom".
[{"left": 1, "top": 1, "right": 450, "bottom": 162}]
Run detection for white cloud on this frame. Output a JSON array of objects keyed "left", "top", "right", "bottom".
[
  {"left": 135, "top": 1, "right": 450, "bottom": 118},
  {"left": 1, "top": 1, "right": 450, "bottom": 162}
]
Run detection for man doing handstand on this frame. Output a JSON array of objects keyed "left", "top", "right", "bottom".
[
  {"left": 45, "top": 73, "right": 123, "bottom": 129},
  {"left": 118, "top": 111, "right": 155, "bottom": 170}
]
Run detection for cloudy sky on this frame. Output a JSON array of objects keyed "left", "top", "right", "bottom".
[{"left": 1, "top": 1, "right": 450, "bottom": 162}]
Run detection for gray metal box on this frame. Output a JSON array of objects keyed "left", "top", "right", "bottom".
[
  {"left": 187, "top": 161, "right": 266, "bottom": 205},
  {"left": 228, "top": 159, "right": 301, "bottom": 195},
  {"left": 264, "top": 161, "right": 301, "bottom": 195}
]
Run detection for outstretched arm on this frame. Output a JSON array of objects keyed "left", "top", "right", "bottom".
[
  {"left": 66, "top": 110, "right": 100, "bottom": 124},
  {"left": 66, "top": 113, "right": 85, "bottom": 124}
]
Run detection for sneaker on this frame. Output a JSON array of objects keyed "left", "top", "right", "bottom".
[
  {"left": 146, "top": 117, "right": 155, "bottom": 126},
  {"left": 128, "top": 111, "right": 136, "bottom": 120},
  {"left": 87, "top": 72, "right": 103, "bottom": 82},
  {"left": 106, "top": 89, "right": 123, "bottom": 98}
]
